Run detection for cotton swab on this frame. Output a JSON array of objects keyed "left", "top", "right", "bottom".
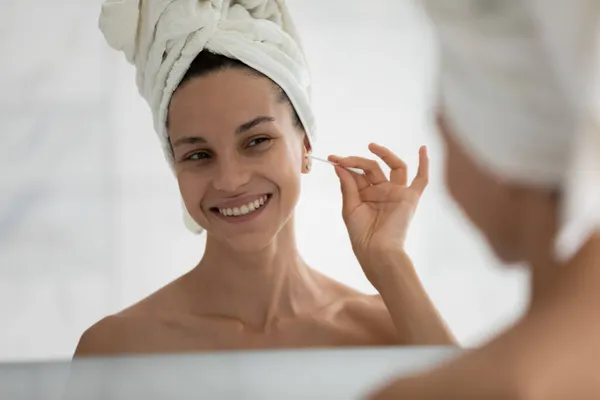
[{"left": 308, "top": 155, "right": 365, "bottom": 175}]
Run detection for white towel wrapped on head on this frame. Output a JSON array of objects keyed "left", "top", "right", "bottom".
[
  {"left": 98, "top": 0, "right": 315, "bottom": 234},
  {"left": 423, "top": 0, "right": 600, "bottom": 262}
]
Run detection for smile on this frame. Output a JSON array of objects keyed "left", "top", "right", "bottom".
[{"left": 211, "top": 194, "right": 272, "bottom": 221}]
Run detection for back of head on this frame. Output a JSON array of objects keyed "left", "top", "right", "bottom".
[{"left": 423, "top": 0, "right": 600, "bottom": 263}]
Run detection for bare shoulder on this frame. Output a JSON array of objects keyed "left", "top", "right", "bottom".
[
  {"left": 73, "top": 314, "right": 142, "bottom": 358},
  {"left": 340, "top": 293, "right": 399, "bottom": 345},
  {"left": 311, "top": 271, "right": 398, "bottom": 342},
  {"left": 341, "top": 293, "right": 396, "bottom": 325},
  {"left": 319, "top": 282, "right": 399, "bottom": 344},
  {"left": 74, "top": 278, "right": 188, "bottom": 358}
]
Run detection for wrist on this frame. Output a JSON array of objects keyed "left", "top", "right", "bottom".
[
  {"left": 356, "top": 248, "right": 418, "bottom": 291},
  {"left": 359, "top": 249, "right": 455, "bottom": 345}
]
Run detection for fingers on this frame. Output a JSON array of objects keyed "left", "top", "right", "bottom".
[
  {"left": 330, "top": 155, "right": 387, "bottom": 185},
  {"left": 329, "top": 144, "right": 428, "bottom": 196},
  {"left": 329, "top": 155, "right": 371, "bottom": 190},
  {"left": 357, "top": 184, "right": 396, "bottom": 203},
  {"left": 334, "top": 165, "right": 361, "bottom": 218},
  {"left": 409, "top": 145, "right": 429, "bottom": 195},
  {"left": 368, "top": 143, "right": 408, "bottom": 186}
]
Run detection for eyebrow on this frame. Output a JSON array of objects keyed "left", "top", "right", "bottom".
[
  {"left": 171, "top": 116, "right": 276, "bottom": 149},
  {"left": 236, "top": 115, "right": 275, "bottom": 134}
]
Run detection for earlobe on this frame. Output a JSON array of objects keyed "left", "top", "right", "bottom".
[
  {"left": 302, "top": 153, "right": 312, "bottom": 174},
  {"left": 301, "top": 134, "right": 312, "bottom": 174}
]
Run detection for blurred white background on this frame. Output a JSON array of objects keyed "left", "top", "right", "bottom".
[{"left": 0, "top": 0, "right": 529, "bottom": 362}]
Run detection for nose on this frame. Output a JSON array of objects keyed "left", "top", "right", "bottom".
[{"left": 212, "top": 156, "right": 252, "bottom": 193}]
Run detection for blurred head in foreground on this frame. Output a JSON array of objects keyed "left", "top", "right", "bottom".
[{"left": 424, "top": 0, "right": 600, "bottom": 266}]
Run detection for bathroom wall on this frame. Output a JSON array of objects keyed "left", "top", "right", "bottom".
[{"left": 0, "top": 0, "right": 529, "bottom": 361}]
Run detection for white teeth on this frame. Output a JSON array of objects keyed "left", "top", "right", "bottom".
[{"left": 218, "top": 195, "right": 269, "bottom": 217}]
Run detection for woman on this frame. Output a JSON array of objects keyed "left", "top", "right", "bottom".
[
  {"left": 74, "top": 0, "right": 453, "bottom": 356},
  {"left": 370, "top": 1, "right": 600, "bottom": 399}
]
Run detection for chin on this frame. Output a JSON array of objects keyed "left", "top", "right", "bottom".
[{"left": 221, "top": 231, "right": 278, "bottom": 253}]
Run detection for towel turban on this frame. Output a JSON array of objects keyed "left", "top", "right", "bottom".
[{"left": 423, "top": 0, "right": 600, "bottom": 262}]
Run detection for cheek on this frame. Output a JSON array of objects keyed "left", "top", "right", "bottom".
[
  {"left": 176, "top": 170, "right": 208, "bottom": 216},
  {"left": 445, "top": 148, "right": 519, "bottom": 260},
  {"left": 444, "top": 148, "right": 471, "bottom": 208},
  {"left": 439, "top": 116, "right": 519, "bottom": 260},
  {"left": 270, "top": 140, "right": 303, "bottom": 202},
  {"left": 274, "top": 150, "right": 302, "bottom": 192},
  {"left": 444, "top": 146, "right": 494, "bottom": 233}
]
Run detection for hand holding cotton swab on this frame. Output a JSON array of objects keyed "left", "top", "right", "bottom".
[{"left": 308, "top": 155, "right": 365, "bottom": 175}]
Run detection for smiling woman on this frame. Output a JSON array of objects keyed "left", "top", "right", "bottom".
[
  {"left": 73, "top": 0, "right": 454, "bottom": 357},
  {"left": 168, "top": 52, "right": 309, "bottom": 254}
]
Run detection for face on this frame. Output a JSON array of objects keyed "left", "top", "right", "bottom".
[
  {"left": 168, "top": 68, "right": 309, "bottom": 252},
  {"left": 437, "top": 114, "right": 523, "bottom": 262}
]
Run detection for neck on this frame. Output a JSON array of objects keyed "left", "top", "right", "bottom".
[{"left": 187, "top": 219, "right": 325, "bottom": 331}]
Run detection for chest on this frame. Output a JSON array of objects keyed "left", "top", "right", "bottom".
[{"left": 130, "top": 312, "right": 394, "bottom": 354}]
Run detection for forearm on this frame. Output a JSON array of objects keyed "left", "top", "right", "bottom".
[{"left": 370, "top": 251, "right": 456, "bottom": 346}]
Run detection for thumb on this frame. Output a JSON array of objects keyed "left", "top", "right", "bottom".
[{"left": 335, "top": 166, "right": 361, "bottom": 218}]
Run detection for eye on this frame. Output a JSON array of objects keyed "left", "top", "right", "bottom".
[
  {"left": 247, "top": 137, "right": 271, "bottom": 148},
  {"left": 184, "top": 151, "right": 211, "bottom": 161}
]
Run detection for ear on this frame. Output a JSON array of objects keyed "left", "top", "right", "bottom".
[
  {"left": 301, "top": 134, "right": 312, "bottom": 174},
  {"left": 303, "top": 134, "right": 312, "bottom": 153}
]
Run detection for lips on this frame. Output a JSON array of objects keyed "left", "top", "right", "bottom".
[{"left": 210, "top": 194, "right": 272, "bottom": 218}]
